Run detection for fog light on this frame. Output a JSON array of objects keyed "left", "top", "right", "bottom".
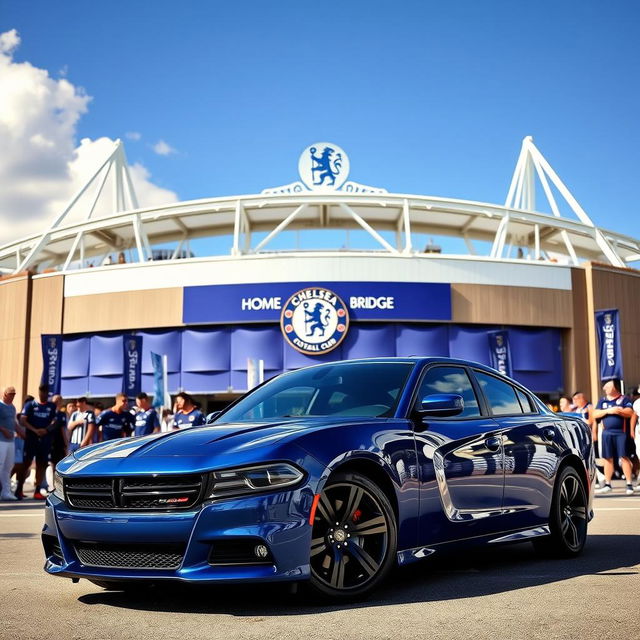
[{"left": 254, "top": 544, "right": 269, "bottom": 559}]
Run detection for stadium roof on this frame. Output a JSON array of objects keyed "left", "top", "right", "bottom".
[{"left": 1, "top": 137, "right": 638, "bottom": 274}]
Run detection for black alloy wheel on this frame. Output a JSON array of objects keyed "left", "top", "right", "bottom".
[
  {"left": 533, "top": 465, "right": 588, "bottom": 557},
  {"left": 309, "top": 471, "right": 397, "bottom": 599}
]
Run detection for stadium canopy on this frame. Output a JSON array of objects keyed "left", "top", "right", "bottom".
[{"left": 1, "top": 136, "right": 638, "bottom": 274}]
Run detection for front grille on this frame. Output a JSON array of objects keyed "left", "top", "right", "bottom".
[
  {"left": 75, "top": 542, "right": 185, "bottom": 569},
  {"left": 64, "top": 474, "right": 205, "bottom": 511}
]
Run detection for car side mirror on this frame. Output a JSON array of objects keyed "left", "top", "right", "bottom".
[
  {"left": 206, "top": 411, "right": 221, "bottom": 424},
  {"left": 418, "top": 394, "right": 464, "bottom": 418}
]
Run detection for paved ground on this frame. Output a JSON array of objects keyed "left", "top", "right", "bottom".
[{"left": 1, "top": 483, "right": 639, "bottom": 640}]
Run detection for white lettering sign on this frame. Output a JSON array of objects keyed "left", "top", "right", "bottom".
[
  {"left": 241, "top": 297, "right": 282, "bottom": 311},
  {"left": 603, "top": 322, "right": 615, "bottom": 367},
  {"left": 349, "top": 296, "right": 395, "bottom": 310},
  {"left": 47, "top": 347, "right": 58, "bottom": 386}
]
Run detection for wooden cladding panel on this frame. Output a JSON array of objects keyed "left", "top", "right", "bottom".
[
  {"left": 564, "top": 269, "right": 591, "bottom": 397},
  {"left": 0, "top": 276, "right": 31, "bottom": 401},
  {"left": 27, "top": 275, "right": 65, "bottom": 396},
  {"left": 586, "top": 265, "right": 640, "bottom": 400},
  {"left": 63, "top": 288, "right": 184, "bottom": 334},
  {"left": 0, "top": 276, "right": 30, "bottom": 339},
  {"left": 451, "top": 284, "right": 573, "bottom": 327}
]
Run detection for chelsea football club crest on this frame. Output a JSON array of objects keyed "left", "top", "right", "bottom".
[
  {"left": 298, "top": 142, "right": 350, "bottom": 191},
  {"left": 281, "top": 287, "right": 349, "bottom": 355}
]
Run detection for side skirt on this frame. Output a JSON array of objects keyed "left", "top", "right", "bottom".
[{"left": 396, "top": 525, "right": 551, "bottom": 566}]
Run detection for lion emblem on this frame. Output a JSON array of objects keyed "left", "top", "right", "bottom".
[{"left": 310, "top": 146, "right": 343, "bottom": 187}]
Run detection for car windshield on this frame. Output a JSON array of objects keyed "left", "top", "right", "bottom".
[{"left": 216, "top": 361, "right": 415, "bottom": 422}]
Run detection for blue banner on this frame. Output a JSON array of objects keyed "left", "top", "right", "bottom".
[
  {"left": 183, "top": 281, "right": 451, "bottom": 324},
  {"left": 151, "top": 351, "right": 165, "bottom": 408},
  {"left": 122, "top": 335, "right": 142, "bottom": 397},
  {"left": 488, "top": 330, "right": 512, "bottom": 377},
  {"left": 595, "top": 309, "right": 623, "bottom": 381},
  {"left": 40, "top": 334, "right": 62, "bottom": 397}
]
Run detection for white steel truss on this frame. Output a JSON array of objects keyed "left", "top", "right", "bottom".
[
  {"left": 16, "top": 140, "right": 144, "bottom": 272},
  {"left": 491, "top": 136, "right": 625, "bottom": 267},
  {"left": 1, "top": 138, "right": 638, "bottom": 275}
]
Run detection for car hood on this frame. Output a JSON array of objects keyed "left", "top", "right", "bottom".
[{"left": 59, "top": 418, "right": 369, "bottom": 475}]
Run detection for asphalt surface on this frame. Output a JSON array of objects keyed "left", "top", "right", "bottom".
[{"left": 1, "top": 483, "right": 639, "bottom": 640}]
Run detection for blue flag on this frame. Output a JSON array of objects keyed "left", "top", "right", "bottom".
[
  {"left": 488, "top": 330, "right": 512, "bottom": 377},
  {"left": 151, "top": 351, "right": 168, "bottom": 408},
  {"left": 40, "top": 334, "right": 62, "bottom": 397},
  {"left": 122, "top": 335, "right": 142, "bottom": 397},
  {"left": 595, "top": 309, "right": 623, "bottom": 381}
]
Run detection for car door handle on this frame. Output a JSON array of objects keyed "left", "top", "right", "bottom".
[
  {"left": 542, "top": 428, "right": 556, "bottom": 442},
  {"left": 484, "top": 436, "right": 502, "bottom": 452}
]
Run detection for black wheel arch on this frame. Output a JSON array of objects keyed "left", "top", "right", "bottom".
[
  {"left": 325, "top": 456, "right": 400, "bottom": 523},
  {"left": 556, "top": 453, "right": 589, "bottom": 495}
]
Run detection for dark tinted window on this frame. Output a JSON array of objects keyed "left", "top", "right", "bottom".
[
  {"left": 474, "top": 371, "right": 521, "bottom": 415},
  {"left": 416, "top": 366, "right": 481, "bottom": 418},
  {"left": 515, "top": 388, "right": 535, "bottom": 414},
  {"left": 218, "top": 362, "right": 414, "bottom": 421}
]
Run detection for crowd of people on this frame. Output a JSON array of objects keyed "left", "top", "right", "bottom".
[
  {"left": 0, "top": 384, "right": 205, "bottom": 501},
  {"left": 2, "top": 377, "right": 640, "bottom": 501},
  {"left": 552, "top": 381, "right": 640, "bottom": 495}
]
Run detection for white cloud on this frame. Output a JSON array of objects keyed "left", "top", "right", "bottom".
[
  {"left": 152, "top": 139, "right": 176, "bottom": 156},
  {"left": 126, "top": 131, "right": 141, "bottom": 141},
  {"left": 0, "top": 29, "right": 19, "bottom": 54},
  {"left": 0, "top": 30, "right": 178, "bottom": 246}
]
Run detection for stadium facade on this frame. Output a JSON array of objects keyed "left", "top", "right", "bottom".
[{"left": 1, "top": 138, "right": 639, "bottom": 409}]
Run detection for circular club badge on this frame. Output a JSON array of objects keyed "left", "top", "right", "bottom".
[
  {"left": 280, "top": 287, "right": 349, "bottom": 355},
  {"left": 298, "top": 142, "right": 350, "bottom": 191}
]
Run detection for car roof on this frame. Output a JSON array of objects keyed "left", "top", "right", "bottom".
[
  {"left": 312, "top": 356, "right": 541, "bottom": 391},
  {"left": 306, "top": 356, "right": 504, "bottom": 376}
]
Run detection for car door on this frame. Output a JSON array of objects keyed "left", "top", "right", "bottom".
[
  {"left": 413, "top": 364, "right": 506, "bottom": 545},
  {"left": 473, "top": 370, "right": 560, "bottom": 530}
]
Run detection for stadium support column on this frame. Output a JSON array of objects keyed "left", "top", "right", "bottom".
[{"left": 0, "top": 272, "right": 32, "bottom": 404}]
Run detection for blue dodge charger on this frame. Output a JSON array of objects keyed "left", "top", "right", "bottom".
[{"left": 43, "top": 358, "right": 595, "bottom": 599}]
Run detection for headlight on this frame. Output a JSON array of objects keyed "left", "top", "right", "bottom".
[
  {"left": 52, "top": 471, "right": 64, "bottom": 499},
  {"left": 207, "top": 463, "right": 304, "bottom": 499}
]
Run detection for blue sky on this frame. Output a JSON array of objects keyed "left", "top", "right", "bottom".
[{"left": 3, "top": 0, "right": 640, "bottom": 244}]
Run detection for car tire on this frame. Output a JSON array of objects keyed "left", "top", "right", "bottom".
[
  {"left": 308, "top": 470, "right": 397, "bottom": 600},
  {"left": 533, "top": 465, "right": 588, "bottom": 557}
]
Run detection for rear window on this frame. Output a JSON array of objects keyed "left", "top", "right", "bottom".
[{"left": 474, "top": 371, "right": 522, "bottom": 416}]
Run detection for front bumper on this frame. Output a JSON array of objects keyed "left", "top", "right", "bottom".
[{"left": 42, "top": 485, "right": 316, "bottom": 584}]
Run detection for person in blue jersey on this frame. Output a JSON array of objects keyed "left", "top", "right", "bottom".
[
  {"left": 67, "top": 397, "right": 96, "bottom": 452},
  {"left": 132, "top": 392, "right": 160, "bottom": 437},
  {"left": 593, "top": 379, "right": 635, "bottom": 495},
  {"left": 20, "top": 384, "right": 57, "bottom": 499},
  {"left": 12, "top": 394, "right": 32, "bottom": 500},
  {"left": 49, "top": 395, "right": 69, "bottom": 472},
  {"left": 172, "top": 392, "right": 205, "bottom": 429},
  {"left": 96, "top": 393, "right": 133, "bottom": 441}
]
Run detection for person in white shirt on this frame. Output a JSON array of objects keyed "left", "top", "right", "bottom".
[
  {"left": 67, "top": 397, "right": 96, "bottom": 452},
  {"left": 0, "top": 387, "right": 23, "bottom": 500}
]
